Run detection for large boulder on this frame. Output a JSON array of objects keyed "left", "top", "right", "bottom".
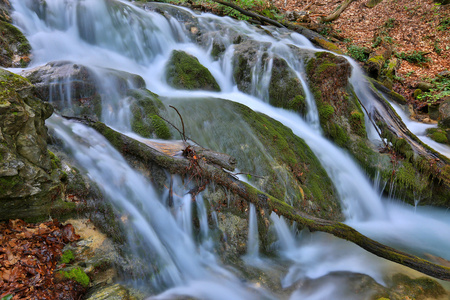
[
  {"left": 166, "top": 50, "right": 220, "bottom": 91},
  {"left": 0, "top": 69, "right": 65, "bottom": 221},
  {"left": 21, "top": 61, "right": 147, "bottom": 121}
]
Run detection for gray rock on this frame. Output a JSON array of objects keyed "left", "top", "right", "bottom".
[
  {"left": 0, "top": 68, "right": 64, "bottom": 221},
  {"left": 439, "top": 99, "right": 450, "bottom": 128},
  {"left": 416, "top": 81, "right": 434, "bottom": 92}
]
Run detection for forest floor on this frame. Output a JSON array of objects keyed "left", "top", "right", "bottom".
[{"left": 272, "top": 0, "right": 450, "bottom": 105}]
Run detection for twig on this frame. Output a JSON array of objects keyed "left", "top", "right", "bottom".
[{"left": 170, "top": 105, "right": 186, "bottom": 142}]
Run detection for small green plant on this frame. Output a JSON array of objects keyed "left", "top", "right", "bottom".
[
  {"left": 320, "top": 26, "right": 331, "bottom": 36},
  {"left": 60, "top": 249, "right": 75, "bottom": 264},
  {"left": 417, "top": 76, "right": 450, "bottom": 103},
  {"left": 433, "top": 40, "right": 442, "bottom": 55},
  {"left": 1, "top": 295, "right": 13, "bottom": 300},
  {"left": 396, "top": 50, "right": 431, "bottom": 64},
  {"left": 438, "top": 17, "right": 450, "bottom": 31},
  {"left": 347, "top": 45, "right": 369, "bottom": 62},
  {"left": 384, "top": 18, "right": 396, "bottom": 28},
  {"left": 405, "top": 71, "right": 415, "bottom": 77}
]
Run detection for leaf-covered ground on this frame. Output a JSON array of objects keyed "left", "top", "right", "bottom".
[
  {"left": 273, "top": 0, "right": 450, "bottom": 104},
  {"left": 0, "top": 219, "right": 84, "bottom": 300}
]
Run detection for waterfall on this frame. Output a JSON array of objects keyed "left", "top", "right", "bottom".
[{"left": 9, "top": 0, "right": 450, "bottom": 297}]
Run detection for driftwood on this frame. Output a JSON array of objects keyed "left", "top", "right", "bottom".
[
  {"left": 321, "top": 0, "right": 355, "bottom": 22},
  {"left": 212, "top": 0, "right": 285, "bottom": 28},
  {"left": 79, "top": 119, "right": 450, "bottom": 282}
]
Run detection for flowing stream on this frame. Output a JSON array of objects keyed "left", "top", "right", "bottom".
[{"left": 9, "top": 0, "right": 450, "bottom": 298}]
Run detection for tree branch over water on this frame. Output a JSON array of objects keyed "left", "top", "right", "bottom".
[{"left": 80, "top": 119, "right": 450, "bottom": 282}]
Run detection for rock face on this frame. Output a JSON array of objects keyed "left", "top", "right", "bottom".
[
  {"left": 166, "top": 50, "right": 220, "bottom": 91},
  {"left": 439, "top": 99, "right": 450, "bottom": 128},
  {"left": 0, "top": 21, "right": 31, "bottom": 68},
  {"left": 268, "top": 57, "right": 306, "bottom": 116},
  {"left": 0, "top": 69, "right": 63, "bottom": 221}
]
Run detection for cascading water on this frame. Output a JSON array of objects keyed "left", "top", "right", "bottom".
[{"left": 9, "top": 0, "right": 450, "bottom": 298}]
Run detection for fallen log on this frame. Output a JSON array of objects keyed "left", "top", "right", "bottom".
[
  {"left": 80, "top": 119, "right": 450, "bottom": 282},
  {"left": 212, "top": 0, "right": 285, "bottom": 28}
]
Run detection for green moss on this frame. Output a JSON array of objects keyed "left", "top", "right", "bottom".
[
  {"left": 313, "top": 37, "right": 344, "bottom": 54},
  {"left": 60, "top": 267, "right": 90, "bottom": 287},
  {"left": 317, "top": 62, "right": 337, "bottom": 73},
  {"left": 394, "top": 160, "right": 427, "bottom": 194},
  {"left": 413, "top": 89, "right": 422, "bottom": 99},
  {"left": 0, "top": 175, "right": 22, "bottom": 190},
  {"left": 286, "top": 95, "right": 305, "bottom": 112},
  {"left": 327, "top": 123, "right": 349, "bottom": 147},
  {"left": 166, "top": 50, "right": 220, "bottom": 91},
  {"left": 233, "top": 103, "right": 341, "bottom": 220},
  {"left": 426, "top": 128, "right": 448, "bottom": 144},
  {"left": 350, "top": 111, "right": 366, "bottom": 136},
  {"left": 60, "top": 250, "right": 75, "bottom": 264},
  {"left": 390, "top": 273, "right": 446, "bottom": 299},
  {"left": 368, "top": 55, "right": 384, "bottom": 65},
  {"left": 129, "top": 89, "right": 171, "bottom": 139},
  {"left": 268, "top": 57, "right": 306, "bottom": 116},
  {"left": 151, "top": 114, "right": 171, "bottom": 139},
  {"left": 318, "top": 104, "right": 334, "bottom": 123},
  {"left": 48, "top": 150, "right": 62, "bottom": 170}
]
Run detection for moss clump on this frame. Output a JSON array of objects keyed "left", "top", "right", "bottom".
[
  {"left": 350, "top": 111, "right": 366, "bottom": 136},
  {"left": 166, "top": 50, "right": 220, "bottom": 91},
  {"left": 287, "top": 95, "right": 305, "bottom": 112},
  {"left": 60, "top": 267, "right": 90, "bottom": 287},
  {"left": 426, "top": 128, "right": 448, "bottom": 144},
  {"left": 60, "top": 250, "right": 75, "bottom": 264},
  {"left": 129, "top": 89, "right": 171, "bottom": 139},
  {"left": 413, "top": 89, "right": 422, "bottom": 99},
  {"left": 317, "top": 62, "right": 337, "bottom": 73},
  {"left": 151, "top": 115, "right": 171, "bottom": 139},
  {"left": 318, "top": 104, "right": 335, "bottom": 123},
  {"left": 48, "top": 150, "right": 62, "bottom": 170}
]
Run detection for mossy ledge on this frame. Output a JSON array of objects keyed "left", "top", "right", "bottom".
[{"left": 76, "top": 117, "right": 450, "bottom": 282}]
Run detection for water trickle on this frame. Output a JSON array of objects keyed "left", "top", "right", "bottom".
[{"left": 246, "top": 204, "right": 260, "bottom": 259}]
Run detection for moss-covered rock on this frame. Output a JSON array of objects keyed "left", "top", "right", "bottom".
[
  {"left": 166, "top": 50, "right": 220, "bottom": 91},
  {"left": 426, "top": 128, "right": 449, "bottom": 145},
  {"left": 306, "top": 51, "right": 366, "bottom": 143},
  {"left": 268, "top": 56, "right": 306, "bottom": 116},
  {"left": 128, "top": 89, "right": 171, "bottom": 139},
  {"left": 305, "top": 51, "right": 446, "bottom": 205},
  {"left": 0, "top": 21, "right": 31, "bottom": 68},
  {"left": 166, "top": 98, "right": 342, "bottom": 222},
  {"left": 0, "top": 68, "right": 66, "bottom": 221}
]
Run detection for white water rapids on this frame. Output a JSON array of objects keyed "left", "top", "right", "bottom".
[{"left": 9, "top": 0, "right": 450, "bottom": 298}]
